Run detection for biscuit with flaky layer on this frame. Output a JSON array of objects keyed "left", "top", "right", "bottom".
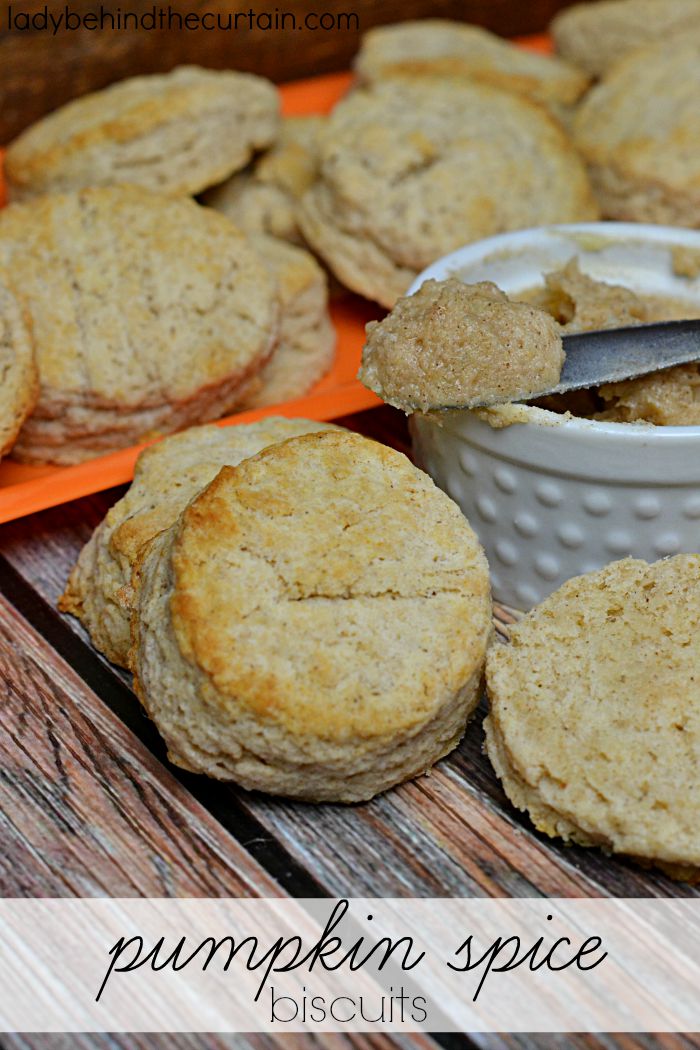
[
  {"left": 60, "top": 418, "right": 339, "bottom": 666},
  {"left": 5, "top": 66, "right": 280, "bottom": 200},
  {"left": 130, "top": 430, "right": 493, "bottom": 802},
  {"left": 552, "top": 0, "right": 700, "bottom": 78},
  {"left": 0, "top": 186, "right": 278, "bottom": 464},
  {"left": 485, "top": 556, "right": 700, "bottom": 880},
  {"left": 0, "top": 278, "right": 38, "bottom": 460},
  {"left": 573, "top": 34, "right": 700, "bottom": 225},
  {"left": 355, "top": 19, "right": 589, "bottom": 120},
  {"left": 203, "top": 116, "right": 323, "bottom": 246},
  {"left": 299, "top": 79, "right": 598, "bottom": 307},
  {"left": 241, "top": 235, "right": 335, "bottom": 408}
]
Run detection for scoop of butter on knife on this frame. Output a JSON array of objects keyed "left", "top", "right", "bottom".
[{"left": 358, "top": 278, "right": 700, "bottom": 414}]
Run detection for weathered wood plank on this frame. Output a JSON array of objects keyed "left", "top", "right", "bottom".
[
  {"left": 0, "top": 581, "right": 454, "bottom": 1048},
  {"left": 0, "top": 587, "right": 284, "bottom": 897},
  {"left": 0, "top": 0, "right": 576, "bottom": 142},
  {"left": 9, "top": 1031, "right": 440, "bottom": 1050}
]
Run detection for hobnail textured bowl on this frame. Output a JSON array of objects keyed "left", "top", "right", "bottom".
[{"left": 408, "top": 223, "right": 700, "bottom": 610}]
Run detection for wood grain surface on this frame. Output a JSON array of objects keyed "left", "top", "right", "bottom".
[
  {"left": 8, "top": 1037, "right": 457, "bottom": 1050},
  {"left": 0, "top": 585, "right": 285, "bottom": 898},
  {"left": 9, "top": 1026, "right": 443, "bottom": 1049},
  {"left": 0, "top": 0, "right": 578, "bottom": 141}
]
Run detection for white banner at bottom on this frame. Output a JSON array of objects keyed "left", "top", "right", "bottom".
[{"left": 1, "top": 897, "right": 699, "bottom": 1032}]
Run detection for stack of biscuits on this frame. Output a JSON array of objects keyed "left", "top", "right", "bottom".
[
  {"left": 0, "top": 67, "right": 336, "bottom": 465},
  {"left": 61, "top": 420, "right": 494, "bottom": 803}
]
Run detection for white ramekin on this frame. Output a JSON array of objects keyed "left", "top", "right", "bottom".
[{"left": 408, "top": 223, "right": 700, "bottom": 610}]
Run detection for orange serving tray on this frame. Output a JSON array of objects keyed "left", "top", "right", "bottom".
[{"left": 0, "top": 36, "right": 550, "bottom": 524}]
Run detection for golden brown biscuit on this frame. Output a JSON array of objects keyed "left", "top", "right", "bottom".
[
  {"left": 299, "top": 79, "right": 598, "bottom": 307},
  {"left": 360, "top": 278, "right": 564, "bottom": 412},
  {"left": 0, "top": 277, "right": 38, "bottom": 460},
  {"left": 5, "top": 66, "right": 280, "bottom": 200},
  {"left": 203, "top": 116, "right": 323, "bottom": 245},
  {"left": 552, "top": 0, "right": 700, "bottom": 78},
  {"left": 241, "top": 235, "right": 335, "bottom": 408},
  {"left": 131, "top": 430, "right": 493, "bottom": 802},
  {"left": 485, "top": 556, "right": 700, "bottom": 879},
  {"left": 0, "top": 186, "right": 278, "bottom": 464},
  {"left": 355, "top": 19, "right": 589, "bottom": 119},
  {"left": 60, "top": 418, "right": 339, "bottom": 666},
  {"left": 572, "top": 34, "right": 700, "bottom": 225}
]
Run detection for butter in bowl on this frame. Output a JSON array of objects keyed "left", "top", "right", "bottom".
[{"left": 359, "top": 222, "right": 700, "bottom": 609}]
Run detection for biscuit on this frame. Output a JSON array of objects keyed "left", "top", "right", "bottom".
[
  {"left": 0, "top": 277, "right": 38, "bottom": 461},
  {"left": 552, "top": 0, "right": 700, "bottom": 78},
  {"left": 355, "top": 19, "right": 589, "bottom": 120},
  {"left": 60, "top": 418, "right": 339, "bottom": 666},
  {"left": 130, "top": 430, "right": 493, "bottom": 802},
  {"left": 299, "top": 80, "right": 598, "bottom": 307},
  {"left": 485, "top": 556, "right": 700, "bottom": 878},
  {"left": 572, "top": 34, "right": 700, "bottom": 225},
  {"left": 240, "top": 235, "right": 335, "bottom": 408},
  {"left": 360, "top": 278, "right": 564, "bottom": 412},
  {"left": 5, "top": 65, "right": 280, "bottom": 200},
  {"left": 0, "top": 186, "right": 278, "bottom": 464},
  {"left": 203, "top": 116, "right": 323, "bottom": 245}
]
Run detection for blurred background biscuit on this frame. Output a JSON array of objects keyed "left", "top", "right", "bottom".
[
  {"left": 203, "top": 115, "right": 323, "bottom": 246},
  {"left": 573, "top": 33, "right": 700, "bottom": 225},
  {"left": 355, "top": 19, "right": 589, "bottom": 121},
  {"left": 552, "top": 0, "right": 700, "bottom": 78},
  {"left": 299, "top": 79, "right": 598, "bottom": 307},
  {"left": 0, "top": 186, "right": 278, "bottom": 464},
  {"left": 4, "top": 65, "right": 280, "bottom": 201}
]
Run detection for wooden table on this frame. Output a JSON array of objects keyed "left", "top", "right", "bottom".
[{"left": 0, "top": 403, "right": 697, "bottom": 1050}]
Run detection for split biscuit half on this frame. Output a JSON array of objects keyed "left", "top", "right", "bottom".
[{"left": 485, "top": 555, "right": 700, "bottom": 880}]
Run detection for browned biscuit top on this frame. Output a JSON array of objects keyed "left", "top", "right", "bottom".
[
  {"left": 5, "top": 65, "right": 280, "bottom": 199},
  {"left": 169, "top": 430, "right": 492, "bottom": 741}
]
